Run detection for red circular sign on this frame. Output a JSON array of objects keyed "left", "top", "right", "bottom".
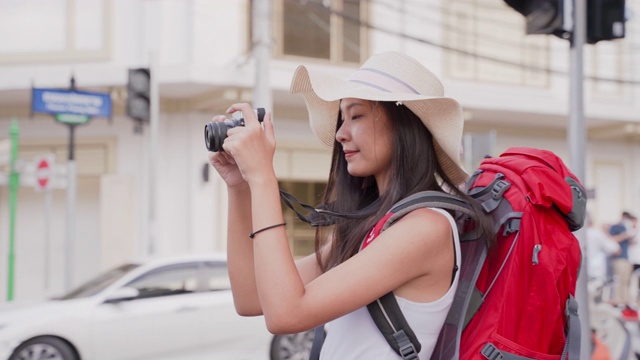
[{"left": 36, "top": 159, "right": 50, "bottom": 189}]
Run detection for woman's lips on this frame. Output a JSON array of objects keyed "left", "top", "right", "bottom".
[{"left": 344, "top": 150, "right": 358, "bottom": 159}]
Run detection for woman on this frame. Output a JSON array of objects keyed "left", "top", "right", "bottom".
[{"left": 208, "top": 51, "right": 491, "bottom": 359}]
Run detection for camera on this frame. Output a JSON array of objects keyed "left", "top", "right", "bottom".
[{"left": 204, "top": 108, "right": 266, "bottom": 152}]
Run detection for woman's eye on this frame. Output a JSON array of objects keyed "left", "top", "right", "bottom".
[{"left": 351, "top": 114, "right": 362, "bottom": 120}]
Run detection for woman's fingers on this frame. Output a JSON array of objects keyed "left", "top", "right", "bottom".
[
  {"left": 209, "top": 150, "right": 236, "bottom": 167},
  {"left": 263, "top": 111, "right": 275, "bottom": 146},
  {"left": 221, "top": 151, "right": 236, "bottom": 164},
  {"left": 210, "top": 114, "right": 227, "bottom": 123},
  {"left": 226, "top": 103, "right": 261, "bottom": 128}
]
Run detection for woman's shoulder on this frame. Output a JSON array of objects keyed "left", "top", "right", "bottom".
[
  {"left": 396, "top": 206, "right": 453, "bottom": 224},
  {"left": 388, "top": 207, "right": 453, "bottom": 242}
]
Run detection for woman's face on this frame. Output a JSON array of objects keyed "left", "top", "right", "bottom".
[{"left": 336, "top": 98, "right": 393, "bottom": 192}]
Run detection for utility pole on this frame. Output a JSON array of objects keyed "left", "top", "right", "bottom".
[
  {"left": 252, "top": 0, "right": 272, "bottom": 110},
  {"left": 568, "top": 1, "right": 590, "bottom": 358}
]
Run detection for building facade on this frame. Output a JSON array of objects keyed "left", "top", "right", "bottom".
[{"left": 0, "top": 0, "right": 638, "bottom": 301}]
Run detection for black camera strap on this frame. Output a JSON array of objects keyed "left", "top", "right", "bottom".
[{"left": 278, "top": 189, "right": 379, "bottom": 227}]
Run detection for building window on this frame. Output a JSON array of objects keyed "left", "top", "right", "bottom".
[
  {"left": 443, "top": 0, "right": 549, "bottom": 86},
  {"left": 0, "top": 0, "right": 111, "bottom": 64},
  {"left": 274, "top": 0, "right": 367, "bottom": 63},
  {"left": 590, "top": 41, "right": 625, "bottom": 96}
]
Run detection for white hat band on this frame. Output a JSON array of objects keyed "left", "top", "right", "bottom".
[{"left": 348, "top": 68, "right": 419, "bottom": 95}]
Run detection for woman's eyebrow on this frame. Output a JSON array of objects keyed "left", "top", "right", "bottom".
[{"left": 341, "top": 102, "right": 364, "bottom": 113}]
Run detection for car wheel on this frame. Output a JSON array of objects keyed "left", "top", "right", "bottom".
[
  {"left": 270, "top": 329, "right": 317, "bottom": 360},
  {"left": 9, "top": 336, "right": 78, "bottom": 360}
]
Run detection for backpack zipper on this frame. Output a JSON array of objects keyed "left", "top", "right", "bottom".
[
  {"left": 532, "top": 244, "right": 542, "bottom": 265},
  {"left": 526, "top": 196, "right": 542, "bottom": 266}
]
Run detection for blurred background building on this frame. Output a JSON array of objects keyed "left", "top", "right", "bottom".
[{"left": 0, "top": 0, "right": 638, "bottom": 302}]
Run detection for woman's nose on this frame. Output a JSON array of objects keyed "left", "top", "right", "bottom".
[{"left": 336, "top": 122, "right": 348, "bottom": 143}]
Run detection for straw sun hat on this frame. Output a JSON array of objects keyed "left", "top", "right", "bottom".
[{"left": 289, "top": 51, "right": 468, "bottom": 185}]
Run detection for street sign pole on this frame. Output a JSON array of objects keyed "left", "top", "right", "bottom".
[
  {"left": 62, "top": 76, "right": 82, "bottom": 292},
  {"left": 65, "top": 123, "right": 77, "bottom": 292},
  {"left": 7, "top": 119, "right": 20, "bottom": 301}
]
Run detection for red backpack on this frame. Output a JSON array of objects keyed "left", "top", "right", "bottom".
[{"left": 363, "top": 147, "right": 586, "bottom": 360}]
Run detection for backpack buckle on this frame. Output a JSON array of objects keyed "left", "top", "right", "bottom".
[
  {"left": 502, "top": 218, "right": 521, "bottom": 236},
  {"left": 393, "top": 330, "right": 419, "bottom": 360},
  {"left": 398, "top": 343, "right": 419, "bottom": 360},
  {"left": 481, "top": 343, "right": 503, "bottom": 360},
  {"left": 491, "top": 180, "right": 510, "bottom": 201},
  {"left": 565, "top": 295, "right": 579, "bottom": 318},
  {"left": 482, "top": 179, "right": 511, "bottom": 213}
]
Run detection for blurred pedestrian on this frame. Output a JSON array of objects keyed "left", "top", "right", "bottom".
[
  {"left": 586, "top": 213, "right": 620, "bottom": 282},
  {"left": 626, "top": 215, "right": 640, "bottom": 310},
  {"left": 591, "top": 329, "right": 612, "bottom": 360},
  {"left": 608, "top": 211, "right": 638, "bottom": 320}
]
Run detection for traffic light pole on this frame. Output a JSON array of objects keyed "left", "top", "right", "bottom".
[
  {"left": 125, "top": 66, "right": 153, "bottom": 254},
  {"left": 568, "top": 0, "right": 590, "bottom": 357},
  {"left": 148, "top": 51, "right": 159, "bottom": 255}
]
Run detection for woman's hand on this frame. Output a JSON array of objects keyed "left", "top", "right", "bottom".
[
  {"left": 221, "top": 103, "right": 277, "bottom": 186},
  {"left": 208, "top": 114, "right": 247, "bottom": 189}
]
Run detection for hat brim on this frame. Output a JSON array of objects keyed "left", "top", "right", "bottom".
[{"left": 290, "top": 65, "right": 469, "bottom": 185}]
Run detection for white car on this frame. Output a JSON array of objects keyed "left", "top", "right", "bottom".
[
  {"left": 0, "top": 253, "right": 273, "bottom": 360},
  {"left": 269, "top": 329, "right": 318, "bottom": 360}
]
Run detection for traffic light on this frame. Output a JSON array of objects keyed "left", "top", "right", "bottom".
[
  {"left": 503, "top": 0, "right": 570, "bottom": 38},
  {"left": 586, "top": 0, "right": 625, "bottom": 44},
  {"left": 503, "top": 0, "right": 626, "bottom": 43},
  {"left": 126, "top": 68, "right": 151, "bottom": 121}
]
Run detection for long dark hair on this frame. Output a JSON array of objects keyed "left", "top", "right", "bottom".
[{"left": 314, "top": 101, "right": 492, "bottom": 272}]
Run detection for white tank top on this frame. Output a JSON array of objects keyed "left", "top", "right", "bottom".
[{"left": 319, "top": 208, "right": 461, "bottom": 360}]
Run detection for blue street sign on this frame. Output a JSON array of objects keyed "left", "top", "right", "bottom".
[{"left": 32, "top": 88, "right": 112, "bottom": 118}]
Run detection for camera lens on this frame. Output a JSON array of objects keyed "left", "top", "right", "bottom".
[
  {"left": 204, "top": 108, "right": 266, "bottom": 152},
  {"left": 204, "top": 123, "right": 213, "bottom": 151},
  {"left": 204, "top": 122, "right": 229, "bottom": 152}
]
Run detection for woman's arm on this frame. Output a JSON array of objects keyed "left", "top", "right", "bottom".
[
  {"left": 226, "top": 182, "right": 327, "bottom": 316},
  {"left": 225, "top": 183, "right": 260, "bottom": 315},
  {"left": 209, "top": 112, "right": 325, "bottom": 315}
]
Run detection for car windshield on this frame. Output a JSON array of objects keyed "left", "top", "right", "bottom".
[{"left": 58, "top": 263, "right": 140, "bottom": 300}]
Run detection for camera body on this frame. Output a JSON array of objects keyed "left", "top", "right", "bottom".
[{"left": 204, "top": 108, "right": 266, "bottom": 152}]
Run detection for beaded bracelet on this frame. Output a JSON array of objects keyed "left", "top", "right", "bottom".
[{"left": 249, "top": 222, "right": 287, "bottom": 239}]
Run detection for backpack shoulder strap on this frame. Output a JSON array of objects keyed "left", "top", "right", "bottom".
[
  {"left": 368, "top": 293, "right": 421, "bottom": 360},
  {"left": 383, "top": 191, "right": 478, "bottom": 231},
  {"left": 366, "top": 191, "right": 476, "bottom": 360}
]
